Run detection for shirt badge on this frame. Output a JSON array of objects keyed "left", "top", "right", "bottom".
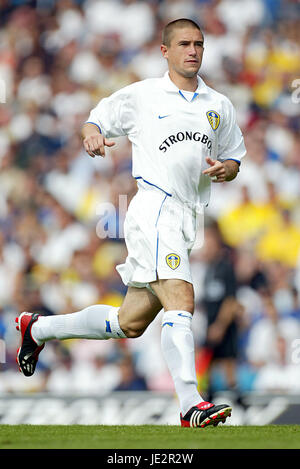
[
  {"left": 206, "top": 110, "right": 220, "bottom": 131},
  {"left": 166, "top": 253, "right": 181, "bottom": 270}
]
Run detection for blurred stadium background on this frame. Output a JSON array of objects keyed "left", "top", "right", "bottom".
[{"left": 0, "top": 0, "right": 300, "bottom": 426}]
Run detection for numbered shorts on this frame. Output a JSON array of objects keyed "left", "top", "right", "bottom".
[{"left": 116, "top": 185, "right": 204, "bottom": 292}]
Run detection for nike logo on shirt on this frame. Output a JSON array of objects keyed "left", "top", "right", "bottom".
[{"left": 158, "top": 114, "right": 170, "bottom": 119}]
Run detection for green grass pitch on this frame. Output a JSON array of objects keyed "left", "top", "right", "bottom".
[{"left": 0, "top": 425, "right": 299, "bottom": 449}]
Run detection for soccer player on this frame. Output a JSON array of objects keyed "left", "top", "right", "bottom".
[{"left": 16, "top": 18, "right": 246, "bottom": 428}]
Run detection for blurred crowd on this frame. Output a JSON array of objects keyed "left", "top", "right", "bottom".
[{"left": 0, "top": 0, "right": 300, "bottom": 398}]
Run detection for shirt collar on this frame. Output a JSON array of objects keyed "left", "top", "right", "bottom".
[{"left": 161, "top": 71, "right": 208, "bottom": 96}]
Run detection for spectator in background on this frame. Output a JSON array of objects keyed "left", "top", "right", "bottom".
[
  {"left": 246, "top": 292, "right": 300, "bottom": 393},
  {"left": 45, "top": 343, "right": 121, "bottom": 395},
  {"left": 200, "top": 222, "right": 242, "bottom": 399},
  {"left": 256, "top": 208, "right": 300, "bottom": 268},
  {"left": 114, "top": 352, "right": 148, "bottom": 392},
  {"left": 253, "top": 335, "right": 300, "bottom": 393}
]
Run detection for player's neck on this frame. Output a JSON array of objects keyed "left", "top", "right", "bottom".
[{"left": 168, "top": 70, "right": 198, "bottom": 92}]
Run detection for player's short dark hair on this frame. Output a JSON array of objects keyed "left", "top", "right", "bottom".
[{"left": 162, "top": 18, "right": 203, "bottom": 47}]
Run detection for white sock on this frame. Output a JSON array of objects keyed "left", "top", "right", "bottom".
[
  {"left": 161, "top": 310, "right": 203, "bottom": 416},
  {"left": 31, "top": 305, "right": 127, "bottom": 345}
]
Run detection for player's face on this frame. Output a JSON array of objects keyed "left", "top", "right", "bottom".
[{"left": 161, "top": 27, "right": 204, "bottom": 78}]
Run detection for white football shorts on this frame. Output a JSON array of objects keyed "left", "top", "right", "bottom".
[{"left": 116, "top": 181, "right": 204, "bottom": 294}]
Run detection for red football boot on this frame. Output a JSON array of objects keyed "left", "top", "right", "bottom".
[
  {"left": 15, "top": 312, "right": 44, "bottom": 377},
  {"left": 180, "top": 401, "right": 232, "bottom": 428}
]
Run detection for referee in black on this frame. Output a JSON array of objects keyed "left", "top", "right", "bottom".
[{"left": 201, "top": 222, "right": 241, "bottom": 400}]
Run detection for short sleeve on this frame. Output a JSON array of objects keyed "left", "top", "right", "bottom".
[
  {"left": 217, "top": 98, "right": 246, "bottom": 163},
  {"left": 85, "top": 83, "right": 137, "bottom": 138}
]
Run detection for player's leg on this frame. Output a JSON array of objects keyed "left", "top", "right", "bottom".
[
  {"left": 150, "top": 278, "right": 232, "bottom": 427},
  {"left": 150, "top": 278, "right": 194, "bottom": 313},
  {"left": 16, "top": 286, "right": 162, "bottom": 376},
  {"left": 150, "top": 278, "right": 200, "bottom": 414},
  {"left": 28, "top": 286, "right": 162, "bottom": 343},
  {"left": 118, "top": 286, "right": 163, "bottom": 338}
]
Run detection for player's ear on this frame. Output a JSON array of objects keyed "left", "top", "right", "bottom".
[{"left": 161, "top": 44, "right": 168, "bottom": 59}]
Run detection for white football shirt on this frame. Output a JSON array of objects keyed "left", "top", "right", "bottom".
[{"left": 86, "top": 72, "right": 246, "bottom": 209}]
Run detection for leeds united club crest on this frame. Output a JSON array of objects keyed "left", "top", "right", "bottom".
[
  {"left": 206, "top": 110, "right": 220, "bottom": 131},
  {"left": 166, "top": 253, "right": 181, "bottom": 270}
]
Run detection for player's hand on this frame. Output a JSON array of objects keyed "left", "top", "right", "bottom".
[
  {"left": 83, "top": 133, "right": 115, "bottom": 158},
  {"left": 202, "top": 157, "right": 226, "bottom": 183}
]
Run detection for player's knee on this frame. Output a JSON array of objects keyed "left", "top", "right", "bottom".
[
  {"left": 118, "top": 315, "right": 146, "bottom": 339},
  {"left": 122, "top": 325, "right": 145, "bottom": 339}
]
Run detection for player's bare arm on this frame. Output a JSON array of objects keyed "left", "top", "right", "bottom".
[
  {"left": 81, "top": 122, "right": 115, "bottom": 158},
  {"left": 206, "top": 297, "right": 240, "bottom": 344},
  {"left": 202, "top": 157, "right": 240, "bottom": 182}
]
